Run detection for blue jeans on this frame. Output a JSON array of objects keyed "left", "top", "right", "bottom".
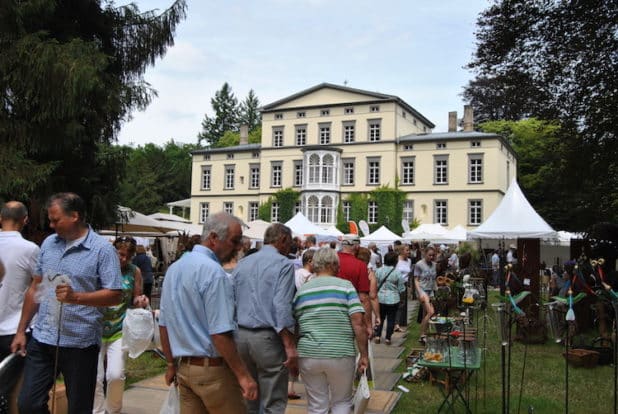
[{"left": 18, "top": 338, "right": 99, "bottom": 414}]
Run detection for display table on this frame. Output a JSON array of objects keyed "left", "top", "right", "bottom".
[{"left": 417, "top": 347, "right": 481, "bottom": 413}]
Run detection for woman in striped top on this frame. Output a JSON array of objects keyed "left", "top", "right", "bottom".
[{"left": 293, "top": 247, "right": 368, "bottom": 414}]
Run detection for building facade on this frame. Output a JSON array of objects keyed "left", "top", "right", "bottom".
[{"left": 190, "top": 83, "right": 517, "bottom": 230}]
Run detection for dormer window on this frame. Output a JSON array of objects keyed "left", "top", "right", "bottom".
[
  {"left": 320, "top": 109, "right": 330, "bottom": 116},
  {"left": 274, "top": 113, "right": 283, "bottom": 120},
  {"left": 297, "top": 111, "right": 306, "bottom": 118}
]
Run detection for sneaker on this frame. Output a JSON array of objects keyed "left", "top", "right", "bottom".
[
  {"left": 385, "top": 339, "right": 391, "bottom": 345},
  {"left": 374, "top": 337, "right": 381, "bottom": 344}
]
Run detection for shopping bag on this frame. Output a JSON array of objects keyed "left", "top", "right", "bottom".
[
  {"left": 159, "top": 385, "right": 180, "bottom": 414},
  {"left": 122, "top": 308, "right": 155, "bottom": 358},
  {"left": 355, "top": 341, "right": 375, "bottom": 389},
  {"left": 353, "top": 370, "right": 371, "bottom": 414}
]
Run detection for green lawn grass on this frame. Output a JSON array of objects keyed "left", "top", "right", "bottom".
[
  {"left": 125, "top": 351, "right": 166, "bottom": 387},
  {"left": 392, "top": 294, "right": 615, "bottom": 414}
]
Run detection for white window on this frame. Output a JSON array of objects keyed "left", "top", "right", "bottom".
[
  {"left": 319, "top": 124, "right": 331, "bottom": 145},
  {"left": 297, "top": 111, "right": 306, "bottom": 118},
  {"left": 223, "top": 202, "right": 233, "bottom": 215},
  {"left": 203, "top": 154, "right": 210, "bottom": 161},
  {"left": 368, "top": 120, "right": 381, "bottom": 142},
  {"left": 250, "top": 164, "right": 260, "bottom": 189},
  {"left": 469, "top": 154, "right": 483, "bottom": 183},
  {"left": 434, "top": 200, "right": 448, "bottom": 225},
  {"left": 201, "top": 166, "right": 211, "bottom": 190},
  {"left": 271, "top": 202, "right": 280, "bottom": 222},
  {"left": 370, "top": 105, "right": 380, "bottom": 112},
  {"left": 434, "top": 156, "right": 448, "bottom": 185},
  {"left": 295, "top": 125, "right": 306, "bottom": 146},
  {"left": 368, "top": 201, "right": 378, "bottom": 224},
  {"left": 321, "top": 109, "right": 330, "bottom": 116},
  {"left": 322, "top": 154, "right": 334, "bottom": 184},
  {"left": 295, "top": 202, "right": 301, "bottom": 214},
  {"left": 252, "top": 151, "right": 259, "bottom": 158},
  {"left": 403, "top": 200, "right": 414, "bottom": 223},
  {"left": 271, "top": 162, "right": 282, "bottom": 187},
  {"left": 343, "top": 201, "right": 351, "bottom": 222},
  {"left": 367, "top": 158, "right": 380, "bottom": 185},
  {"left": 225, "top": 165, "right": 235, "bottom": 189},
  {"left": 227, "top": 153, "right": 234, "bottom": 159},
  {"left": 199, "top": 202, "right": 209, "bottom": 223},
  {"left": 249, "top": 202, "right": 259, "bottom": 222},
  {"left": 307, "top": 196, "right": 319, "bottom": 223},
  {"left": 321, "top": 196, "right": 333, "bottom": 224},
  {"left": 343, "top": 121, "right": 355, "bottom": 143},
  {"left": 342, "top": 159, "right": 355, "bottom": 185},
  {"left": 401, "top": 157, "right": 415, "bottom": 185},
  {"left": 403, "top": 144, "right": 414, "bottom": 151},
  {"left": 294, "top": 160, "right": 303, "bottom": 187},
  {"left": 274, "top": 113, "right": 283, "bottom": 120},
  {"left": 471, "top": 140, "right": 481, "bottom": 147},
  {"left": 345, "top": 107, "right": 354, "bottom": 114},
  {"left": 469, "top": 199, "right": 483, "bottom": 225},
  {"left": 273, "top": 127, "right": 283, "bottom": 147},
  {"left": 309, "top": 154, "right": 320, "bottom": 184},
  {"left": 436, "top": 142, "right": 446, "bottom": 149}
]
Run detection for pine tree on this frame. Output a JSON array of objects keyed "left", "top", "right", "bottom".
[
  {"left": 239, "top": 89, "right": 261, "bottom": 132},
  {"left": 198, "top": 82, "right": 239, "bottom": 146}
]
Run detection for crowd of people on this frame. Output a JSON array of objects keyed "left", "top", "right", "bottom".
[{"left": 0, "top": 196, "right": 473, "bottom": 414}]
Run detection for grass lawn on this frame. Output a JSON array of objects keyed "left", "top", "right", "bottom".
[
  {"left": 125, "top": 351, "right": 166, "bottom": 387},
  {"left": 392, "top": 293, "right": 616, "bottom": 414}
]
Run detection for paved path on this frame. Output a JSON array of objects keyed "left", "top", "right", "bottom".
[{"left": 122, "top": 299, "right": 419, "bottom": 413}]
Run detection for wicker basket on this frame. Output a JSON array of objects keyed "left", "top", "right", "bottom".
[{"left": 563, "top": 349, "right": 600, "bottom": 368}]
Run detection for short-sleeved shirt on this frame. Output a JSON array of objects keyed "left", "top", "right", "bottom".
[
  {"left": 101, "top": 264, "right": 136, "bottom": 342},
  {"left": 158, "top": 245, "right": 236, "bottom": 358},
  {"left": 376, "top": 266, "right": 405, "bottom": 305},
  {"left": 414, "top": 259, "right": 437, "bottom": 292},
  {"left": 0, "top": 231, "right": 39, "bottom": 336},
  {"left": 337, "top": 251, "right": 370, "bottom": 293},
  {"left": 34, "top": 228, "right": 123, "bottom": 348},
  {"left": 294, "top": 276, "right": 364, "bottom": 358}
]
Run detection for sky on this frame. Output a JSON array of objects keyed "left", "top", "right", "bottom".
[{"left": 117, "top": 0, "right": 489, "bottom": 147}]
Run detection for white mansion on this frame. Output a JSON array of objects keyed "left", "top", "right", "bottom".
[{"left": 189, "top": 83, "right": 517, "bottom": 230}]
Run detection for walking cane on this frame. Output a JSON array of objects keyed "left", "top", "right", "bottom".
[{"left": 49, "top": 274, "right": 70, "bottom": 414}]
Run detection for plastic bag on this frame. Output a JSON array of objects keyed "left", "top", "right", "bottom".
[
  {"left": 122, "top": 308, "right": 154, "bottom": 358},
  {"left": 353, "top": 370, "right": 371, "bottom": 414},
  {"left": 159, "top": 385, "right": 180, "bottom": 414}
]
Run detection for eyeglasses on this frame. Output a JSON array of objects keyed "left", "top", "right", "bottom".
[{"left": 115, "top": 236, "right": 136, "bottom": 246}]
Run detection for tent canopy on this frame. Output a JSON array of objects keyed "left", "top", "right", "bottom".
[
  {"left": 469, "top": 179, "right": 556, "bottom": 239},
  {"left": 111, "top": 206, "right": 177, "bottom": 234},
  {"left": 285, "top": 213, "right": 327, "bottom": 236},
  {"left": 244, "top": 219, "right": 271, "bottom": 240},
  {"left": 404, "top": 223, "right": 448, "bottom": 240},
  {"left": 360, "top": 225, "right": 402, "bottom": 245},
  {"left": 148, "top": 213, "right": 191, "bottom": 223}
]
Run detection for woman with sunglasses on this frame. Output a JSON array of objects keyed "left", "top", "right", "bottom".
[{"left": 93, "top": 237, "right": 149, "bottom": 414}]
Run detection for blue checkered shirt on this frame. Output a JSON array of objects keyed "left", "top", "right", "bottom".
[{"left": 33, "top": 227, "right": 122, "bottom": 348}]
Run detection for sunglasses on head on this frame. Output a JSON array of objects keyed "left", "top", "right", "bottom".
[{"left": 115, "top": 236, "right": 136, "bottom": 246}]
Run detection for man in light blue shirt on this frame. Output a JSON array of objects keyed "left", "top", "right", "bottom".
[
  {"left": 233, "top": 223, "right": 297, "bottom": 414},
  {"left": 11, "top": 193, "right": 123, "bottom": 414},
  {"left": 159, "top": 212, "right": 257, "bottom": 413}
]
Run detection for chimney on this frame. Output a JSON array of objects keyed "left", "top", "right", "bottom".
[
  {"left": 463, "top": 105, "right": 474, "bottom": 132},
  {"left": 448, "top": 111, "right": 457, "bottom": 132},
  {"left": 239, "top": 124, "right": 249, "bottom": 145}
]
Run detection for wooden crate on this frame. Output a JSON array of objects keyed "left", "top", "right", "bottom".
[{"left": 563, "top": 349, "right": 600, "bottom": 368}]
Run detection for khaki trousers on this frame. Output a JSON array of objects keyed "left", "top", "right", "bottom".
[{"left": 177, "top": 359, "right": 246, "bottom": 414}]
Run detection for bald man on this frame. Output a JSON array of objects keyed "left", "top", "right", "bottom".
[{"left": 0, "top": 201, "right": 40, "bottom": 412}]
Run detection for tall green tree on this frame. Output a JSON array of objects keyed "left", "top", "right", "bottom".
[
  {"left": 238, "top": 89, "right": 261, "bottom": 132},
  {"left": 464, "top": 0, "right": 618, "bottom": 229},
  {"left": 198, "top": 82, "right": 239, "bottom": 146},
  {"left": 0, "top": 0, "right": 187, "bottom": 230}
]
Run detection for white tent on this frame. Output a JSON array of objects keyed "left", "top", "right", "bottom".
[
  {"left": 285, "top": 213, "right": 328, "bottom": 236},
  {"left": 323, "top": 226, "right": 344, "bottom": 238},
  {"left": 110, "top": 206, "right": 178, "bottom": 234},
  {"left": 404, "top": 223, "right": 448, "bottom": 240},
  {"left": 360, "top": 225, "right": 402, "bottom": 246},
  {"left": 244, "top": 219, "right": 271, "bottom": 241},
  {"left": 148, "top": 213, "right": 191, "bottom": 223},
  {"left": 165, "top": 222, "right": 204, "bottom": 236},
  {"left": 432, "top": 225, "right": 468, "bottom": 244},
  {"left": 469, "top": 179, "right": 556, "bottom": 239}
]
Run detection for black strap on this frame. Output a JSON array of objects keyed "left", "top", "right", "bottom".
[{"left": 377, "top": 268, "right": 395, "bottom": 292}]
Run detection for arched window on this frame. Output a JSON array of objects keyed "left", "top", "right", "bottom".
[
  {"left": 309, "top": 154, "right": 320, "bottom": 184},
  {"left": 322, "top": 154, "right": 334, "bottom": 184},
  {"left": 307, "top": 195, "right": 319, "bottom": 223},
  {"left": 321, "top": 196, "right": 333, "bottom": 223}
]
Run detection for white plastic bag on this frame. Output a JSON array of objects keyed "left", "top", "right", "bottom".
[
  {"left": 353, "top": 370, "right": 371, "bottom": 414},
  {"left": 122, "top": 308, "right": 154, "bottom": 358},
  {"left": 159, "top": 385, "right": 180, "bottom": 414}
]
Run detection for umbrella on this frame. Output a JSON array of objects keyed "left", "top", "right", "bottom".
[{"left": 112, "top": 206, "right": 178, "bottom": 234}]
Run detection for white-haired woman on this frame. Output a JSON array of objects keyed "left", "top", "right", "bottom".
[{"left": 293, "top": 247, "right": 368, "bottom": 414}]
